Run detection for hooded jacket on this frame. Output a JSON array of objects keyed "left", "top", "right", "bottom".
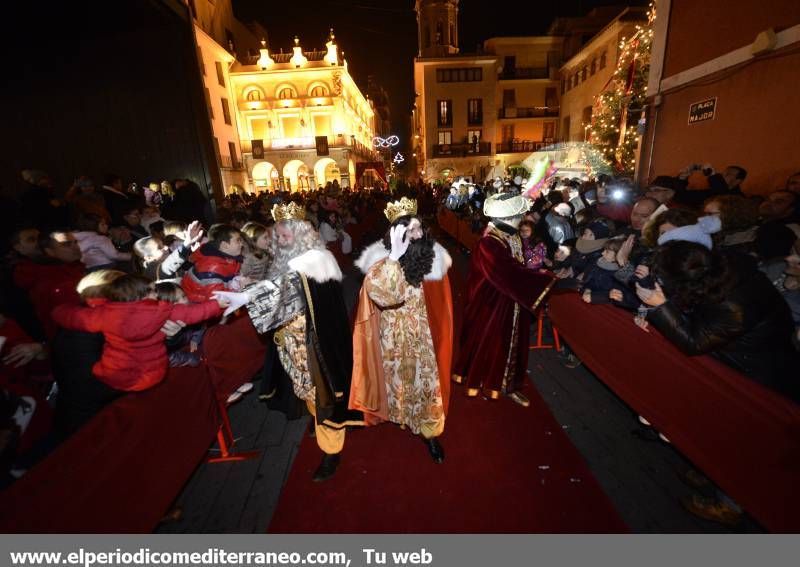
[
  {"left": 181, "top": 243, "right": 242, "bottom": 302},
  {"left": 52, "top": 299, "right": 221, "bottom": 391}
]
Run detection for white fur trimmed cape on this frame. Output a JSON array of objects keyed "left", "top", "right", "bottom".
[
  {"left": 354, "top": 241, "right": 452, "bottom": 281},
  {"left": 287, "top": 248, "right": 343, "bottom": 283}
]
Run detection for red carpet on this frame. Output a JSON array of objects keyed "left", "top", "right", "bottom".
[{"left": 268, "top": 385, "right": 627, "bottom": 533}]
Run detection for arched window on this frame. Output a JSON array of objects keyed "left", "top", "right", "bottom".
[
  {"left": 310, "top": 85, "right": 329, "bottom": 97},
  {"left": 245, "top": 88, "right": 263, "bottom": 101},
  {"left": 277, "top": 86, "right": 297, "bottom": 100}
]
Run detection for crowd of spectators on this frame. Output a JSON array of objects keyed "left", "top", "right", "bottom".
[
  {"left": 0, "top": 170, "right": 441, "bottom": 487},
  {"left": 438, "top": 164, "right": 799, "bottom": 525},
  {"left": 441, "top": 165, "right": 800, "bottom": 401}
]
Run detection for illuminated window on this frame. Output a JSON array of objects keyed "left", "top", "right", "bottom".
[
  {"left": 250, "top": 118, "right": 269, "bottom": 140},
  {"left": 467, "top": 99, "right": 482, "bottom": 125},
  {"left": 437, "top": 100, "right": 452, "bottom": 127},
  {"left": 245, "top": 89, "right": 262, "bottom": 101},
  {"left": 437, "top": 131, "right": 452, "bottom": 145},
  {"left": 278, "top": 87, "right": 297, "bottom": 100},
  {"left": 310, "top": 85, "right": 329, "bottom": 97}
]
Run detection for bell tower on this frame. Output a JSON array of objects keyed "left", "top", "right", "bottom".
[{"left": 415, "top": 0, "right": 459, "bottom": 57}]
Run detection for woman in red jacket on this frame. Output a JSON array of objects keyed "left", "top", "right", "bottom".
[{"left": 52, "top": 274, "right": 226, "bottom": 392}]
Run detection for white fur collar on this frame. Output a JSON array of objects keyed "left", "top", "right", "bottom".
[
  {"left": 355, "top": 240, "right": 452, "bottom": 281},
  {"left": 288, "top": 249, "right": 343, "bottom": 283}
]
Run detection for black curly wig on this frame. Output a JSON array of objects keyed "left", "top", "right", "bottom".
[{"left": 382, "top": 215, "right": 435, "bottom": 287}]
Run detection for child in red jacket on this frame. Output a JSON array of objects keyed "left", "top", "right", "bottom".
[
  {"left": 181, "top": 225, "right": 245, "bottom": 302},
  {"left": 51, "top": 274, "right": 227, "bottom": 392}
]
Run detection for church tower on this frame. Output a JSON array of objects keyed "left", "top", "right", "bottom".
[{"left": 415, "top": 0, "right": 460, "bottom": 57}]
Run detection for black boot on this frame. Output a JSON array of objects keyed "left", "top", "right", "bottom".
[
  {"left": 423, "top": 436, "right": 445, "bottom": 464},
  {"left": 312, "top": 453, "right": 340, "bottom": 482}
]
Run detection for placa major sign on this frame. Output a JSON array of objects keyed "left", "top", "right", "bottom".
[{"left": 688, "top": 97, "right": 717, "bottom": 125}]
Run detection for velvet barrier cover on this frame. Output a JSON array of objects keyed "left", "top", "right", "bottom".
[
  {"left": 547, "top": 291, "right": 800, "bottom": 533},
  {"left": 203, "top": 313, "right": 267, "bottom": 400},
  {"left": 0, "top": 365, "right": 218, "bottom": 533}
]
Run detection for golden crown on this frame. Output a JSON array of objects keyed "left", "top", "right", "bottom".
[
  {"left": 271, "top": 202, "right": 306, "bottom": 223},
  {"left": 384, "top": 197, "right": 418, "bottom": 224}
]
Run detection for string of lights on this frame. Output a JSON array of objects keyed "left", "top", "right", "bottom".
[{"left": 587, "top": 1, "right": 657, "bottom": 175}]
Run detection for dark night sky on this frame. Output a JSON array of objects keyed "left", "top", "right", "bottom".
[{"left": 234, "top": 0, "right": 643, "bottom": 150}]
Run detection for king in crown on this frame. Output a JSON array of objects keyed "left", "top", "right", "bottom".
[
  {"left": 271, "top": 201, "right": 306, "bottom": 223},
  {"left": 350, "top": 193, "right": 454, "bottom": 464},
  {"left": 383, "top": 197, "right": 418, "bottom": 224}
]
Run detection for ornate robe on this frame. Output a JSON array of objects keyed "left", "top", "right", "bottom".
[
  {"left": 453, "top": 225, "right": 555, "bottom": 398},
  {"left": 350, "top": 241, "right": 454, "bottom": 436},
  {"left": 244, "top": 248, "right": 362, "bottom": 428}
]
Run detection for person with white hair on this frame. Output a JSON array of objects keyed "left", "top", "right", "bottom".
[
  {"left": 452, "top": 193, "right": 556, "bottom": 407},
  {"left": 214, "top": 203, "right": 363, "bottom": 482}
]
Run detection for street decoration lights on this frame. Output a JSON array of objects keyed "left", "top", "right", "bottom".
[
  {"left": 372, "top": 135, "right": 400, "bottom": 148},
  {"left": 393, "top": 152, "right": 405, "bottom": 164},
  {"left": 587, "top": 1, "right": 656, "bottom": 175}
]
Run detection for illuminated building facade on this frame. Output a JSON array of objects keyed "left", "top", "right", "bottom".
[
  {"left": 229, "top": 32, "right": 378, "bottom": 192},
  {"left": 187, "top": 0, "right": 265, "bottom": 193},
  {"left": 413, "top": 0, "right": 563, "bottom": 182},
  {"left": 557, "top": 7, "right": 648, "bottom": 143}
]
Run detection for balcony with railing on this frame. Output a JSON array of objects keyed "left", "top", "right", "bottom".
[
  {"left": 496, "top": 140, "right": 555, "bottom": 154},
  {"left": 219, "top": 155, "right": 244, "bottom": 170},
  {"left": 240, "top": 136, "right": 379, "bottom": 160},
  {"left": 498, "top": 106, "right": 559, "bottom": 119},
  {"left": 499, "top": 67, "right": 550, "bottom": 80},
  {"left": 431, "top": 141, "right": 492, "bottom": 158}
]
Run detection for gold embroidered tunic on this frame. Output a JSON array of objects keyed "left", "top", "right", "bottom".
[{"left": 364, "top": 258, "right": 444, "bottom": 436}]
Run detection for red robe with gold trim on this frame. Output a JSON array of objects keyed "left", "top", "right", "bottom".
[{"left": 453, "top": 225, "right": 555, "bottom": 398}]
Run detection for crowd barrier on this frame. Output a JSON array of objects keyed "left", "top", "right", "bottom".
[
  {"left": 547, "top": 292, "right": 800, "bottom": 532},
  {"left": 0, "top": 315, "right": 267, "bottom": 533},
  {"left": 437, "top": 208, "right": 800, "bottom": 531},
  {"left": 437, "top": 209, "right": 482, "bottom": 251}
]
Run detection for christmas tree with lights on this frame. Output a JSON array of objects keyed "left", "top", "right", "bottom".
[{"left": 588, "top": 2, "right": 656, "bottom": 175}]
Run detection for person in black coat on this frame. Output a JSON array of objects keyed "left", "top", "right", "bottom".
[
  {"left": 162, "top": 179, "right": 210, "bottom": 226},
  {"left": 100, "top": 174, "right": 132, "bottom": 226},
  {"left": 638, "top": 241, "right": 799, "bottom": 402}
]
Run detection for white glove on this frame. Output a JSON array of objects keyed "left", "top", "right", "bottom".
[
  {"left": 182, "top": 220, "right": 204, "bottom": 249},
  {"left": 212, "top": 290, "right": 252, "bottom": 317},
  {"left": 388, "top": 225, "right": 410, "bottom": 262}
]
